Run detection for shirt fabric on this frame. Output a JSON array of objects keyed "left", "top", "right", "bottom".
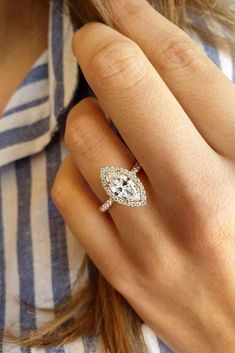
[{"left": 0, "top": 1, "right": 234, "bottom": 353}]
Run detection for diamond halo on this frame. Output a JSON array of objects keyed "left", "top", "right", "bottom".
[{"left": 99, "top": 162, "right": 147, "bottom": 212}]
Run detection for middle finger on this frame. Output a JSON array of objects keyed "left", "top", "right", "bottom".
[{"left": 72, "top": 22, "right": 218, "bottom": 199}]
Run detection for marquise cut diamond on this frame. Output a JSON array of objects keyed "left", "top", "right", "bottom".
[
  {"left": 100, "top": 166, "right": 147, "bottom": 207},
  {"left": 109, "top": 174, "right": 140, "bottom": 201}
]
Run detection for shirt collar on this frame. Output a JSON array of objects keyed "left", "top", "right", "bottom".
[{"left": 0, "top": 0, "right": 79, "bottom": 167}]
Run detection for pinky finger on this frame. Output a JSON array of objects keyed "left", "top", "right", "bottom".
[{"left": 51, "top": 154, "right": 128, "bottom": 290}]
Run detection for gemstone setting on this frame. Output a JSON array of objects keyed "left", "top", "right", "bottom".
[{"left": 99, "top": 166, "right": 147, "bottom": 207}]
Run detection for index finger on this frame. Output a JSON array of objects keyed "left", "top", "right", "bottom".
[{"left": 72, "top": 22, "right": 215, "bottom": 196}]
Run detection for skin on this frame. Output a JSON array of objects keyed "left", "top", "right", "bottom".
[
  {"left": 5, "top": 0, "right": 232, "bottom": 351},
  {"left": 0, "top": 0, "right": 48, "bottom": 116}
]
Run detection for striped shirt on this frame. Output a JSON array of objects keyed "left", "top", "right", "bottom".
[{"left": 0, "top": 1, "right": 234, "bottom": 353}]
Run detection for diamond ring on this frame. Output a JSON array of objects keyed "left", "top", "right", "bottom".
[{"left": 99, "top": 161, "right": 147, "bottom": 212}]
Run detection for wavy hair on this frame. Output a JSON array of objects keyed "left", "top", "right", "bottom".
[{"left": 5, "top": 1, "right": 235, "bottom": 353}]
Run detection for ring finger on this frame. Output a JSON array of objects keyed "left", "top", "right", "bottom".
[{"left": 64, "top": 96, "right": 153, "bottom": 228}]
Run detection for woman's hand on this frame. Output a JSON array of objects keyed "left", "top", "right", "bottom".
[{"left": 51, "top": 0, "right": 235, "bottom": 352}]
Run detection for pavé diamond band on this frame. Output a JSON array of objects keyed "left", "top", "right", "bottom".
[{"left": 99, "top": 161, "right": 147, "bottom": 213}]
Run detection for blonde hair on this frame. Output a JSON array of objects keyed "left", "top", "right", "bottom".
[{"left": 5, "top": 1, "right": 235, "bottom": 353}]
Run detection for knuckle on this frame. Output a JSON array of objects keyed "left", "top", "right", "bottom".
[
  {"left": 64, "top": 106, "right": 78, "bottom": 148},
  {"left": 190, "top": 201, "right": 235, "bottom": 259},
  {"left": 51, "top": 166, "right": 73, "bottom": 211},
  {"left": 180, "top": 169, "right": 235, "bottom": 257},
  {"left": 157, "top": 33, "right": 209, "bottom": 74},
  {"left": 65, "top": 107, "right": 102, "bottom": 161},
  {"left": 51, "top": 172, "right": 65, "bottom": 208},
  {"left": 91, "top": 39, "right": 147, "bottom": 91}
]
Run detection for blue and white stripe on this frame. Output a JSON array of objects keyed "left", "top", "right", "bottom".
[
  {"left": 0, "top": 2, "right": 234, "bottom": 353},
  {"left": 0, "top": 50, "right": 50, "bottom": 167}
]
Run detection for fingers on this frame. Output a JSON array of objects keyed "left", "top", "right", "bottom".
[
  {"left": 108, "top": 0, "right": 235, "bottom": 160},
  {"left": 51, "top": 154, "right": 129, "bottom": 289},
  {"left": 64, "top": 97, "right": 151, "bottom": 222},
  {"left": 72, "top": 22, "right": 217, "bottom": 199},
  {"left": 64, "top": 97, "right": 168, "bottom": 267}
]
